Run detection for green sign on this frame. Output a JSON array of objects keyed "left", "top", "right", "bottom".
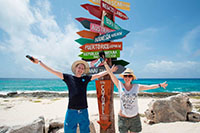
[
  {"left": 112, "top": 59, "right": 129, "bottom": 66},
  {"left": 75, "top": 38, "right": 94, "bottom": 45},
  {"left": 104, "top": 16, "right": 121, "bottom": 30},
  {"left": 79, "top": 50, "right": 120, "bottom": 59}
]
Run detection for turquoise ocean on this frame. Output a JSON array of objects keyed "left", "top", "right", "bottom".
[{"left": 0, "top": 78, "right": 200, "bottom": 94}]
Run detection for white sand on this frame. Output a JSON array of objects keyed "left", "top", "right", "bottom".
[{"left": 0, "top": 97, "right": 200, "bottom": 133}]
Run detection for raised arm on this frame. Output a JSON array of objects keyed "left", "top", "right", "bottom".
[
  {"left": 139, "top": 81, "right": 168, "bottom": 91},
  {"left": 91, "top": 65, "right": 118, "bottom": 80},
  {"left": 28, "top": 57, "right": 64, "bottom": 79},
  {"left": 103, "top": 61, "right": 120, "bottom": 88}
]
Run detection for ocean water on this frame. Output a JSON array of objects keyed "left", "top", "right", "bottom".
[{"left": 0, "top": 78, "right": 200, "bottom": 93}]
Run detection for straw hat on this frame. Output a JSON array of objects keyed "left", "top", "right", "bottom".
[
  {"left": 119, "top": 68, "right": 137, "bottom": 80},
  {"left": 71, "top": 60, "right": 89, "bottom": 74}
]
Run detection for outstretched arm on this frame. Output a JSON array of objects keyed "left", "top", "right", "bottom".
[
  {"left": 139, "top": 81, "right": 168, "bottom": 91},
  {"left": 91, "top": 65, "right": 118, "bottom": 80},
  {"left": 28, "top": 57, "right": 64, "bottom": 79},
  {"left": 103, "top": 61, "right": 120, "bottom": 88}
]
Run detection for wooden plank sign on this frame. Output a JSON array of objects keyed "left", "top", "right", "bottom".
[
  {"left": 81, "top": 4, "right": 102, "bottom": 19},
  {"left": 89, "top": 0, "right": 130, "bottom": 11},
  {"left": 77, "top": 30, "right": 99, "bottom": 39},
  {"left": 90, "top": 23, "right": 115, "bottom": 34},
  {"left": 80, "top": 42, "right": 122, "bottom": 52},
  {"left": 101, "top": 0, "right": 128, "bottom": 20},
  {"left": 94, "top": 29, "right": 130, "bottom": 43},
  {"left": 89, "top": 65, "right": 125, "bottom": 75},
  {"left": 112, "top": 59, "right": 129, "bottom": 66},
  {"left": 76, "top": 17, "right": 101, "bottom": 25},
  {"left": 79, "top": 50, "right": 120, "bottom": 59},
  {"left": 104, "top": 16, "right": 121, "bottom": 30},
  {"left": 75, "top": 38, "right": 94, "bottom": 45},
  {"left": 95, "top": 80, "right": 112, "bottom": 130}
]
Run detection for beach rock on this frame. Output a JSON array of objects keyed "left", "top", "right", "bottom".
[
  {"left": 46, "top": 118, "right": 64, "bottom": 133},
  {"left": 8, "top": 116, "right": 45, "bottom": 133},
  {"left": 0, "top": 126, "right": 10, "bottom": 133},
  {"left": 187, "top": 112, "right": 200, "bottom": 122},
  {"left": 7, "top": 92, "right": 18, "bottom": 97},
  {"left": 145, "top": 93, "right": 192, "bottom": 124}
]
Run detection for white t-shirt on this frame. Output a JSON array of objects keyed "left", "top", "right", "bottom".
[{"left": 118, "top": 81, "right": 139, "bottom": 117}]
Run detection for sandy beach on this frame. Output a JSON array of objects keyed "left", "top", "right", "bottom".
[{"left": 0, "top": 95, "right": 200, "bottom": 133}]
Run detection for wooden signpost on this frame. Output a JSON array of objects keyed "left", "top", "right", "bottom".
[{"left": 75, "top": 0, "right": 131, "bottom": 132}]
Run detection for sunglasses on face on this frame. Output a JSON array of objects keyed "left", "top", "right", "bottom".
[{"left": 124, "top": 75, "right": 133, "bottom": 78}]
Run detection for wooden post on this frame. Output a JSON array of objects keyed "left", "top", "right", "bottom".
[{"left": 99, "top": 10, "right": 115, "bottom": 133}]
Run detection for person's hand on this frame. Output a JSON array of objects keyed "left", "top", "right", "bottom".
[
  {"left": 160, "top": 81, "right": 168, "bottom": 89},
  {"left": 111, "top": 65, "right": 118, "bottom": 72}
]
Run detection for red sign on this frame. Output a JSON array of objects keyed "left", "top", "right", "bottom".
[
  {"left": 95, "top": 80, "right": 112, "bottom": 130},
  {"left": 80, "top": 42, "right": 122, "bottom": 52},
  {"left": 75, "top": 17, "right": 101, "bottom": 25},
  {"left": 101, "top": 0, "right": 128, "bottom": 20},
  {"left": 81, "top": 4, "right": 102, "bottom": 19}
]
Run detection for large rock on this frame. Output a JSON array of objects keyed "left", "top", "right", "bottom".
[
  {"left": 8, "top": 116, "right": 45, "bottom": 133},
  {"left": 145, "top": 93, "right": 192, "bottom": 124}
]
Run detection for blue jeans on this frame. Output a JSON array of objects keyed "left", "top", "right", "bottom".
[{"left": 64, "top": 108, "right": 90, "bottom": 133}]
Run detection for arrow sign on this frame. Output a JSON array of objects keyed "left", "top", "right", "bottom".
[
  {"left": 77, "top": 20, "right": 114, "bottom": 34},
  {"left": 104, "top": 16, "right": 121, "bottom": 30},
  {"left": 94, "top": 29, "right": 130, "bottom": 43},
  {"left": 89, "top": 0, "right": 130, "bottom": 11},
  {"left": 112, "top": 59, "right": 129, "bottom": 66},
  {"left": 81, "top": 4, "right": 102, "bottom": 19},
  {"left": 96, "top": 80, "right": 112, "bottom": 130},
  {"left": 75, "top": 38, "right": 94, "bottom": 45},
  {"left": 90, "top": 23, "right": 115, "bottom": 34},
  {"left": 79, "top": 50, "right": 120, "bottom": 59},
  {"left": 101, "top": 0, "right": 128, "bottom": 20},
  {"left": 89, "top": 65, "right": 125, "bottom": 75},
  {"left": 76, "top": 17, "right": 101, "bottom": 25},
  {"left": 80, "top": 42, "right": 122, "bottom": 52},
  {"left": 77, "top": 30, "right": 99, "bottom": 39}
]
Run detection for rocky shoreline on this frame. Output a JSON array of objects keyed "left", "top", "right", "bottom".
[{"left": 1, "top": 91, "right": 200, "bottom": 98}]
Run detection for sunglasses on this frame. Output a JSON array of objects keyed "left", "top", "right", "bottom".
[{"left": 124, "top": 75, "right": 133, "bottom": 78}]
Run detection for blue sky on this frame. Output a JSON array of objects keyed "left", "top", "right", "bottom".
[{"left": 0, "top": 0, "right": 200, "bottom": 78}]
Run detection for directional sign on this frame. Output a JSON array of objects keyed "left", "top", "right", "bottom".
[
  {"left": 89, "top": 65, "right": 125, "bottom": 75},
  {"left": 90, "top": 23, "right": 115, "bottom": 34},
  {"left": 77, "top": 30, "right": 99, "bottom": 39},
  {"left": 79, "top": 50, "right": 120, "bottom": 59},
  {"left": 80, "top": 42, "right": 122, "bottom": 52},
  {"left": 101, "top": 0, "right": 128, "bottom": 20},
  {"left": 76, "top": 17, "right": 101, "bottom": 25},
  {"left": 94, "top": 29, "right": 129, "bottom": 43},
  {"left": 89, "top": 0, "right": 130, "bottom": 11},
  {"left": 75, "top": 38, "right": 94, "bottom": 45},
  {"left": 112, "top": 59, "right": 129, "bottom": 66},
  {"left": 96, "top": 80, "right": 112, "bottom": 130},
  {"left": 90, "top": 58, "right": 104, "bottom": 67},
  {"left": 104, "top": 16, "right": 121, "bottom": 30},
  {"left": 81, "top": 4, "right": 102, "bottom": 19}
]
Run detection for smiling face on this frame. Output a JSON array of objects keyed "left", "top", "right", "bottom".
[
  {"left": 75, "top": 63, "right": 85, "bottom": 77},
  {"left": 123, "top": 75, "right": 134, "bottom": 84}
]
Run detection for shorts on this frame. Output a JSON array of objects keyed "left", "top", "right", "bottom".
[
  {"left": 118, "top": 114, "right": 142, "bottom": 133},
  {"left": 64, "top": 108, "right": 90, "bottom": 133}
]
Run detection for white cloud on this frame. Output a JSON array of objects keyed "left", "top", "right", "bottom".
[
  {"left": 0, "top": 0, "right": 81, "bottom": 76},
  {"left": 182, "top": 25, "right": 200, "bottom": 56},
  {"left": 142, "top": 60, "right": 200, "bottom": 78}
]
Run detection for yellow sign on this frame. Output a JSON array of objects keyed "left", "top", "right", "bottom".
[{"left": 89, "top": 0, "right": 130, "bottom": 11}]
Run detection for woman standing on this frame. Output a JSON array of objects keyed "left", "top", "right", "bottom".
[{"left": 103, "top": 62, "right": 168, "bottom": 133}]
